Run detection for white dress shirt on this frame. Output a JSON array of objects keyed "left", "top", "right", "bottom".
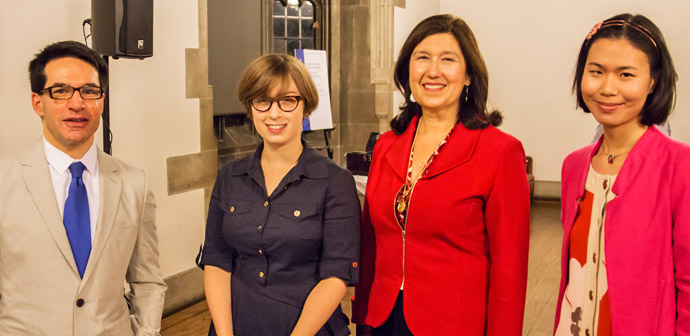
[{"left": 43, "top": 137, "right": 100, "bottom": 241}]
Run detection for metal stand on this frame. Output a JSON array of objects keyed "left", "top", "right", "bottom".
[
  {"left": 102, "top": 56, "right": 112, "bottom": 155},
  {"left": 322, "top": 129, "right": 333, "bottom": 159},
  {"left": 302, "top": 128, "right": 334, "bottom": 159}
]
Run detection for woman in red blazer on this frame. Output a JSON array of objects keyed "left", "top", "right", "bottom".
[{"left": 352, "top": 14, "right": 531, "bottom": 336}]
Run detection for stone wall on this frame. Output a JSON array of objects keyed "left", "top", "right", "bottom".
[
  {"left": 337, "top": 0, "right": 381, "bottom": 158},
  {"left": 164, "top": 0, "right": 404, "bottom": 315}
]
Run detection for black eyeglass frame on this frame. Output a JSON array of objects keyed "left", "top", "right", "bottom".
[
  {"left": 39, "top": 85, "right": 104, "bottom": 100},
  {"left": 250, "top": 95, "right": 303, "bottom": 112}
]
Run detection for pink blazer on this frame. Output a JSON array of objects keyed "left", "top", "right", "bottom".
[{"left": 556, "top": 126, "right": 690, "bottom": 335}]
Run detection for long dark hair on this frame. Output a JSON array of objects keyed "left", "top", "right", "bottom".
[
  {"left": 573, "top": 13, "right": 677, "bottom": 126},
  {"left": 391, "top": 14, "right": 501, "bottom": 134}
]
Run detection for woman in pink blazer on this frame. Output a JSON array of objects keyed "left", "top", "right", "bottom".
[
  {"left": 556, "top": 14, "right": 690, "bottom": 336},
  {"left": 352, "top": 14, "right": 531, "bottom": 336}
]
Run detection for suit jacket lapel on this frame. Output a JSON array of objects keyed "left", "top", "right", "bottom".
[
  {"left": 564, "top": 139, "right": 600, "bottom": 235},
  {"left": 20, "top": 141, "right": 80, "bottom": 277},
  {"left": 610, "top": 126, "right": 657, "bottom": 196},
  {"left": 424, "top": 123, "right": 479, "bottom": 179},
  {"left": 80, "top": 150, "right": 122, "bottom": 286},
  {"left": 383, "top": 115, "right": 418, "bottom": 181},
  {"left": 381, "top": 117, "right": 481, "bottom": 181}
]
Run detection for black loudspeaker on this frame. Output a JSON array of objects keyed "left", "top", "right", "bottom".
[{"left": 91, "top": 0, "right": 154, "bottom": 59}]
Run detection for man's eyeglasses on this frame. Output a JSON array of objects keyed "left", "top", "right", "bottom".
[
  {"left": 39, "top": 85, "right": 104, "bottom": 100},
  {"left": 250, "top": 96, "right": 302, "bottom": 112}
]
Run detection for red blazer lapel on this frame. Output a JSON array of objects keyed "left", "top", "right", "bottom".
[
  {"left": 382, "top": 115, "right": 418, "bottom": 181},
  {"left": 423, "top": 122, "right": 479, "bottom": 179}
]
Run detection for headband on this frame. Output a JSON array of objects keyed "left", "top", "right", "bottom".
[{"left": 585, "top": 19, "right": 658, "bottom": 48}]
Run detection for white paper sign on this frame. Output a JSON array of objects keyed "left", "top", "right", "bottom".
[{"left": 295, "top": 49, "right": 333, "bottom": 131}]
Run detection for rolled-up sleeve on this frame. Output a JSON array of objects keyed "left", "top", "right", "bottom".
[
  {"left": 199, "top": 168, "right": 236, "bottom": 272},
  {"left": 319, "top": 169, "right": 361, "bottom": 285}
]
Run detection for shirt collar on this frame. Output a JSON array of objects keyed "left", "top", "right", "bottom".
[
  {"left": 43, "top": 137, "right": 98, "bottom": 175},
  {"left": 236, "top": 139, "right": 329, "bottom": 180}
]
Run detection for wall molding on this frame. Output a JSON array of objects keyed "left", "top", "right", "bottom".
[
  {"left": 369, "top": 0, "right": 395, "bottom": 131},
  {"left": 534, "top": 180, "right": 561, "bottom": 201},
  {"left": 162, "top": 267, "right": 205, "bottom": 317}
]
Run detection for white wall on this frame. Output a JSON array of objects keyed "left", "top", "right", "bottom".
[
  {"left": 0, "top": 1, "right": 91, "bottom": 157},
  {"left": 392, "top": 0, "right": 441, "bottom": 120},
  {"left": 0, "top": 1, "right": 204, "bottom": 278},
  {"left": 395, "top": 0, "right": 690, "bottom": 181}
]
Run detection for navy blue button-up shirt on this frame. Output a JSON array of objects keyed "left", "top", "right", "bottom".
[{"left": 201, "top": 142, "right": 360, "bottom": 309}]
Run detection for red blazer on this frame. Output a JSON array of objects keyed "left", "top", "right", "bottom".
[{"left": 352, "top": 116, "right": 531, "bottom": 335}]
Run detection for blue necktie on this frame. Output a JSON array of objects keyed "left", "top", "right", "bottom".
[{"left": 64, "top": 162, "right": 91, "bottom": 278}]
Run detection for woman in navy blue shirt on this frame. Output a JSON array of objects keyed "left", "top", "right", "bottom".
[{"left": 200, "top": 54, "right": 360, "bottom": 336}]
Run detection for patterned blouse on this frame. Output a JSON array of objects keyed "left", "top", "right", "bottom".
[{"left": 556, "top": 165, "right": 616, "bottom": 336}]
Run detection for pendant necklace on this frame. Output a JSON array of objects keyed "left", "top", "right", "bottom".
[
  {"left": 395, "top": 119, "right": 456, "bottom": 215},
  {"left": 601, "top": 147, "right": 630, "bottom": 164}
]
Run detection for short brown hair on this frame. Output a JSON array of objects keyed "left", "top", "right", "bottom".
[{"left": 237, "top": 54, "right": 319, "bottom": 117}]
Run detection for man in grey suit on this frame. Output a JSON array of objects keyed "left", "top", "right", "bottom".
[{"left": 0, "top": 41, "right": 166, "bottom": 335}]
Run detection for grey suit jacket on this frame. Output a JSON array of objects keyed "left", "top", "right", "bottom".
[{"left": 0, "top": 141, "right": 167, "bottom": 336}]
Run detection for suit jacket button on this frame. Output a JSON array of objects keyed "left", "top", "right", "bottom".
[{"left": 76, "top": 298, "right": 85, "bottom": 307}]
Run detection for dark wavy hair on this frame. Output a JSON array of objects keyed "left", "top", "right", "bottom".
[
  {"left": 29, "top": 41, "right": 108, "bottom": 93},
  {"left": 573, "top": 13, "right": 677, "bottom": 126},
  {"left": 391, "top": 14, "right": 501, "bottom": 134}
]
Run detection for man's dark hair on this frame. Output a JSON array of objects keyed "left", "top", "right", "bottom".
[{"left": 29, "top": 41, "right": 108, "bottom": 93}]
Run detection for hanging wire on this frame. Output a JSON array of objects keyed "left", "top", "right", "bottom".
[
  {"left": 82, "top": 19, "right": 92, "bottom": 47},
  {"left": 82, "top": 18, "right": 114, "bottom": 152}
]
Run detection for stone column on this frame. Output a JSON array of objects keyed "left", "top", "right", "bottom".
[
  {"left": 369, "top": 0, "right": 396, "bottom": 132},
  {"left": 161, "top": 0, "right": 215, "bottom": 317},
  {"left": 337, "top": 1, "right": 378, "bottom": 157}
]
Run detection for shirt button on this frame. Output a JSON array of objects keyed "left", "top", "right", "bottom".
[
  {"left": 294, "top": 210, "right": 301, "bottom": 217},
  {"left": 230, "top": 206, "right": 235, "bottom": 213},
  {"left": 592, "top": 253, "right": 597, "bottom": 263},
  {"left": 257, "top": 225, "right": 262, "bottom": 231},
  {"left": 259, "top": 272, "right": 265, "bottom": 278},
  {"left": 586, "top": 329, "right": 591, "bottom": 336},
  {"left": 589, "top": 290, "right": 594, "bottom": 300},
  {"left": 259, "top": 249, "right": 263, "bottom": 255},
  {"left": 603, "top": 180, "right": 608, "bottom": 189},
  {"left": 76, "top": 298, "right": 85, "bottom": 307},
  {"left": 264, "top": 201, "right": 269, "bottom": 207}
]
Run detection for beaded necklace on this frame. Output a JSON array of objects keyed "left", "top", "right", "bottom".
[{"left": 394, "top": 120, "right": 456, "bottom": 228}]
